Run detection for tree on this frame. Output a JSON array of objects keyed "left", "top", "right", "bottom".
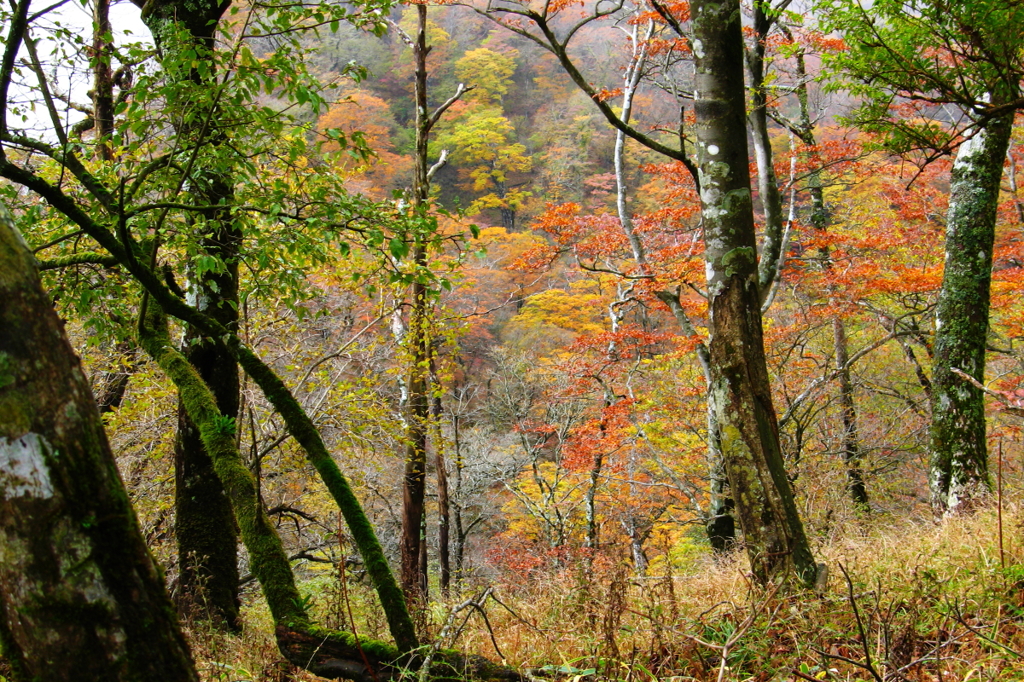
[
  {"left": 126, "top": 0, "right": 240, "bottom": 626},
  {"left": 0, "top": 7, "right": 537, "bottom": 667},
  {"left": 473, "top": 0, "right": 828, "bottom": 555},
  {"left": 473, "top": 0, "right": 818, "bottom": 580},
  {"left": 437, "top": 104, "right": 533, "bottom": 230},
  {"left": 393, "top": 3, "right": 471, "bottom": 608},
  {"left": 455, "top": 47, "right": 517, "bottom": 104},
  {"left": 759, "top": 15, "right": 871, "bottom": 508},
  {"left": 688, "top": 0, "right": 817, "bottom": 585},
  {"left": 819, "top": 0, "right": 1024, "bottom": 513},
  {"left": 0, "top": 203, "right": 199, "bottom": 682}
]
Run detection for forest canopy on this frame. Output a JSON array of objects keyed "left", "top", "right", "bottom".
[{"left": 3, "top": 0, "right": 1024, "bottom": 679}]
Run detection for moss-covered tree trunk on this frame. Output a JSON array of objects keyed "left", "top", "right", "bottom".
[
  {"left": 134, "top": 0, "right": 242, "bottom": 627},
  {"left": 173, "top": 219, "right": 241, "bottom": 629},
  {"left": 691, "top": 0, "right": 817, "bottom": 586},
  {"left": 0, "top": 205, "right": 198, "bottom": 681},
  {"left": 929, "top": 113, "right": 1013, "bottom": 513}
]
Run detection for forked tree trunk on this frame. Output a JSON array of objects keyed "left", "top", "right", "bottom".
[
  {"left": 929, "top": 112, "right": 1013, "bottom": 513},
  {"left": 0, "top": 206, "right": 198, "bottom": 681},
  {"left": 691, "top": 0, "right": 817, "bottom": 586}
]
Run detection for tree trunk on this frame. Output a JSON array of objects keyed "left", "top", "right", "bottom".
[
  {"left": 691, "top": 0, "right": 817, "bottom": 586},
  {"left": 583, "top": 452, "right": 603, "bottom": 553},
  {"left": 401, "top": 2, "right": 433, "bottom": 608},
  {"left": 452, "top": 412, "right": 466, "bottom": 581},
  {"left": 173, "top": 221, "right": 241, "bottom": 630},
  {"left": 655, "top": 290, "right": 733, "bottom": 550},
  {"left": 623, "top": 517, "right": 649, "bottom": 574},
  {"left": 96, "top": 341, "right": 136, "bottom": 413},
  {"left": 500, "top": 205, "right": 516, "bottom": 232},
  {"left": 0, "top": 205, "right": 198, "bottom": 681},
  {"left": 929, "top": 113, "right": 1013, "bottom": 513},
  {"left": 746, "top": 3, "right": 786, "bottom": 299},
  {"left": 401, "top": 277, "right": 429, "bottom": 606},
  {"left": 136, "top": 0, "right": 242, "bottom": 628},
  {"left": 833, "top": 317, "right": 867, "bottom": 507},
  {"left": 91, "top": 0, "right": 115, "bottom": 161},
  {"left": 434, "top": 388, "right": 451, "bottom": 596}
]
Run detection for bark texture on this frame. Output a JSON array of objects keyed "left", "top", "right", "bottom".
[
  {"left": 929, "top": 113, "right": 1013, "bottom": 513},
  {"left": 691, "top": 0, "right": 816, "bottom": 585},
  {"left": 0, "top": 205, "right": 198, "bottom": 681}
]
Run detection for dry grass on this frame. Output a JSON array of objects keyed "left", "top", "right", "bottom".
[{"left": 190, "top": 500, "right": 1024, "bottom": 681}]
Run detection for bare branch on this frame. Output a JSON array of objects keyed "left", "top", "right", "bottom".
[{"left": 950, "top": 368, "right": 1024, "bottom": 418}]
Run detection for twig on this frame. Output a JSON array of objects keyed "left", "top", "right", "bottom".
[
  {"left": 951, "top": 368, "right": 1024, "bottom": 418},
  {"left": 946, "top": 604, "right": 1023, "bottom": 659},
  {"left": 683, "top": 582, "right": 782, "bottom": 682},
  {"left": 487, "top": 591, "right": 553, "bottom": 634},
  {"left": 474, "top": 595, "right": 505, "bottom": 661},
  {"left": 420, "top": 589, "right": 495, "bottom": 682},
  {"left": 818, "top": 563, "right": 883, "bottom": 682}
]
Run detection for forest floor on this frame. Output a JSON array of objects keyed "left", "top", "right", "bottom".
[{"left": 187, "top": 499, "right": 1024, "bottom": 682}]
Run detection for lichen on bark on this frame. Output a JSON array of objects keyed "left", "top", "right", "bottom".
[
  {"left": 0, "top": 203, "right": 199, "bottom": 682},
  {"left": 929, "top": 113, "right": 1013, "bottom": 514}
]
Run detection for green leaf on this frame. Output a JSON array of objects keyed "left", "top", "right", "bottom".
[{"left": 389, "top": 237, "right": 409, "bottom": 260}]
